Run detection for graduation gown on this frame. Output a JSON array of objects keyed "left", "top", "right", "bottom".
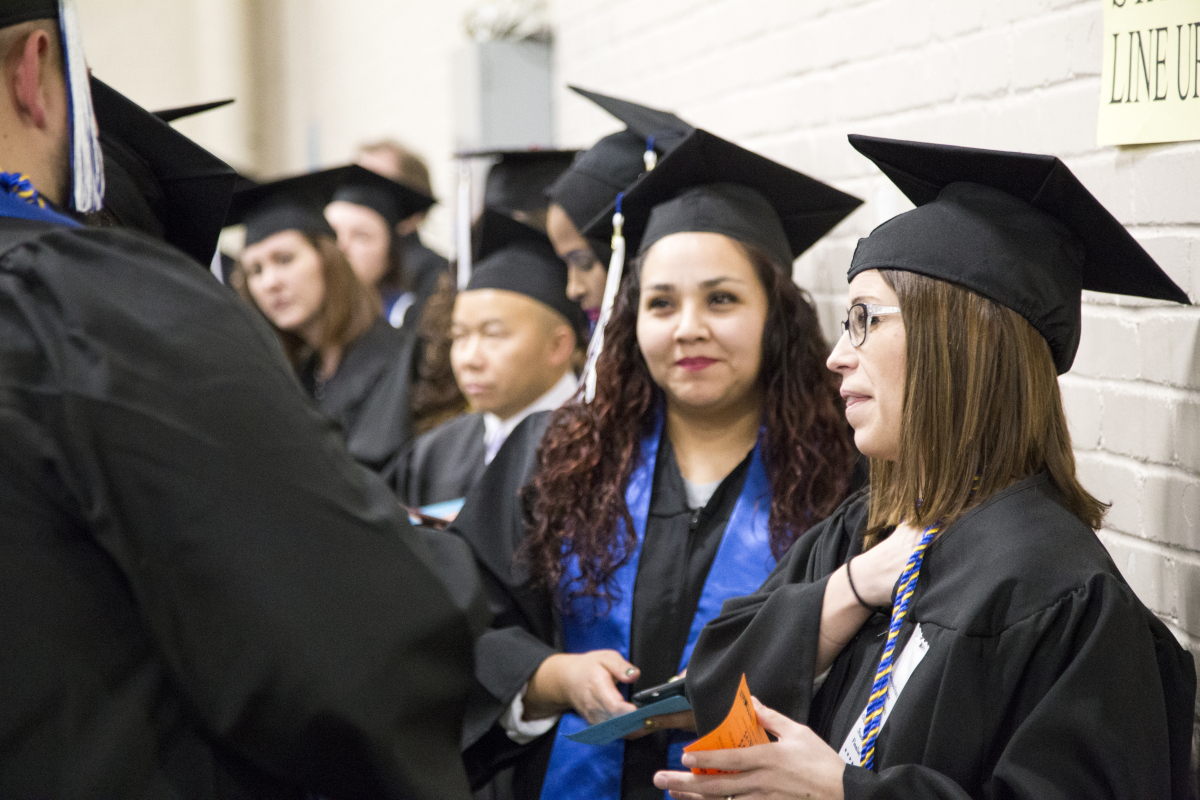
[
  {"left": 300, "top": 315, "right": 417, "bottom": 472},
  {"left": 400, "top": 232, "right": 449, "bottom": 328},
  {"left": 392, "top": 412, "right": 488, "bottom": 507},
  {"left": 456, "top": 410, "right": 760, "bottom": 800},
  {"left": 686, "top": 473, "right": 1197, "bottom": 799},
  {"left": 0, "top": 216, "right": 487, "bottom": 799}
]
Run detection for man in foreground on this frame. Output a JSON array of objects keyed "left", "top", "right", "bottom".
[{"left": 0, "top": 6, "right": 484, "bottom": 797}]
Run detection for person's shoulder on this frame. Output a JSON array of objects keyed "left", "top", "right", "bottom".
[
  {"left": 922, "top": 473, "right": 1127, "bottom": 633},
  {"left": 0, "top": 222, "right": 288, "bottom": 382},
  {"left": 413, "top": 413, "right": 485, "bottom": 452}
]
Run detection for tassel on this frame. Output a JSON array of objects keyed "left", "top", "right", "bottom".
[
  {"left": 582, "top": 193, "right": 626, "bottom": 403},
  {"left": 58, "top": 0, "right": 103, "bottom": 212},
  {"left": 643, "top": 135, "right": 657, "bottom": 172},
  {"left": 455, "top": 159, "right": 472, "bottom": 290}
]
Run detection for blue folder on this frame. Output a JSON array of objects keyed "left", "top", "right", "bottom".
[{"left": 565, "top": 695, "right": 692, "bottom": 746}]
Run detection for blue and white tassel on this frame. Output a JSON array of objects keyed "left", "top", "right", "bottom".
[
  {"left": 58, "top": 0, "right": 103, "bottom": 212},
  {"left": 582, "top": 193, "right": 626, "bottom": 402}
]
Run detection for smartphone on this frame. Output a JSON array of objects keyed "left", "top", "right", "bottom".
[{"left": 632, "top": 676, "right": 687, "bottom": 706}]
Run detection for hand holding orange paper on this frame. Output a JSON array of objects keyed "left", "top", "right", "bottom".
[{"left": 682, "top": 673, "right": 769, "bottom": 774}]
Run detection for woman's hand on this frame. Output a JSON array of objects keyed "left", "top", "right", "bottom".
[
  {"left": 652, "top": 698, "right": 845, "bottom": 800},
  {"left": 523, "top": 650, "right": 640, "bottom": 724},
  {"left": 848, "top": 520, "right": 924, "bottom": 607}
]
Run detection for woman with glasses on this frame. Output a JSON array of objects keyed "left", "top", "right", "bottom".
[
  {"left": 653, "top": 136, "right": 1195, "bottom": 800},
  {"left": 456, "top": 128, "right": 864, "bottom": 800}
]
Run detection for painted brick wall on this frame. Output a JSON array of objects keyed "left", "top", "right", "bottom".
[{"left": 551, "top": 0, "right": 1200, "bottom": 773}]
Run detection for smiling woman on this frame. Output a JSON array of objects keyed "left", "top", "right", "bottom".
[{"left": 454, "top": 128, "right": 864, "bottom": 800}]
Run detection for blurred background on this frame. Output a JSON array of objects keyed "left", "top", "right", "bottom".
[{"left": 79, "top": 0, "right": 1200, "bottom": 754}]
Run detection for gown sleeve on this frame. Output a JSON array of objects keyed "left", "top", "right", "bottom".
[
  {"left": 842, "top": 575, "right": 1195, "bottom": 800},
  {"left": 685, "top": 490, "right": 869, "bottom": 735},
  {"left": 450, "top": 412, "right": 559, "bottom": 757},
  {"left": 0, "top": 228, "right": 489, "bottom": 799}
]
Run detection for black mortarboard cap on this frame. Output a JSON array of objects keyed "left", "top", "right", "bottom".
[
  {"left": 154, "top": 98, "right": 234, "bottom": 123},
  {"left": 846, "top": 134, "right": 1190, "bottom": 374},
  {"left": 226, "top": 164, "right": 433, "bottom": 247},
  {"left": 548, "top": 87, "right": 695, "bottom": 259},
  {"left": 328, "top": 169, "right": 435, "bottom": 229},
  {"left": 91, "top": 77, "right": 238, "bottom": 265},
  {"left": 582, "top": 128, "right": 863, "bottom": 268},
  {"left": 0, "top": 0, "right": 56, "bottom": 27},
  {"left": 225, "top": 174, "right": 335, "bottom": 248},
  {"left": 467, "top": 208, "right": 588, "bottom": 338},
  {"left": 468, "top": 149, "right": 578, "bottom": 215},
  {"left": 567, "top": 86, "right": 693, "bottom": 150}
]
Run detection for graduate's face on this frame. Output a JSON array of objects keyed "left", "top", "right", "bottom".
[
  {"left": 241, "top": 230, "right": 327, "bottom": 339},
  {"left": 325, "top": 201, "right": 391, "bottom": 289},
  {"left": 450, "top": 289, "right": 574, "bottom": 420},
  {"left": 827, "top": 270, "right": 907, "bottom": 461},
  {"left": 548, "top": 203, "right": 607, "bottom": 319},
  {"left": 637, "top": 232, "right": 768, "bottom": 419}
]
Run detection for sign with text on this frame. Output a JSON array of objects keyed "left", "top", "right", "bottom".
[{"left": 1099, "top": 0, "right": 1200, "bottom": 145}]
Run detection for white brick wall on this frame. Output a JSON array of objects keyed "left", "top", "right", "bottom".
[{"left": 551, "top": 0, "right": 1200, "bottom": 763}]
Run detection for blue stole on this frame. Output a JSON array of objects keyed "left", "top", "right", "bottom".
[
  {"left": 540, "top": 412, "right": 776, "bottom": 800},
  {"left": 0, "top": 190, "right": 80, "bottom": 228}
]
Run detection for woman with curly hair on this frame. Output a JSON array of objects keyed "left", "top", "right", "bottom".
[{"left": 455, "top": 130, "right": 864, "bottom": 800}]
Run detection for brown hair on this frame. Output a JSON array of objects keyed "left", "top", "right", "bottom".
[
  {"left": 523, "top": 241, "right": 858, "bottom": 603},
  {"left": 865, "top": 269, "right": 1107, "bottom": 544},
  {"left": 410, "top": 271, "right": 467, "bottom": 433},
  {"left": 358, "top": 139, "right": 433, "bottom": 197},
  {"left": 233, "top": 233, "right": 379, "bottom": 366}
]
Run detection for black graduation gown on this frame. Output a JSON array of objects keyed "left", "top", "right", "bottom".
[
  {"left": 400, "top": 232, "right": 449, "bottom": 329},
  {"left": 686, "top": 473, "right": 1197, "bottom": 799},
  {"left": 300, "top": 316, "right": 417, "bottom": 473},
  {"left": 455, "top": 410, "right": 754, "bottom": 800},
  {"left": 0, "top": 217, "right": 488, "bottom": 799},
  {"left": 391, "top": 412, "right": 489, "bottom": 507}
]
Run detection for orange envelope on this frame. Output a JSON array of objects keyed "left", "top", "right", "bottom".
[{"left": 682, "top": 673, "right": 770, "bottom": 774}]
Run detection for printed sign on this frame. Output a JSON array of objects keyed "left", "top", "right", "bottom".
[{"left": 1099, "top": 0, "right": 1200, "bottom": 145}]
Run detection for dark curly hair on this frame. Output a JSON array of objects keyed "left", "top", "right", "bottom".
[{"left": 521, "top": 239, "right": 857, "bottom": 604}]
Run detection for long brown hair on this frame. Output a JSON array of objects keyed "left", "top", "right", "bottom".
[
  {"left": 523, "top": 240, "right": 857, "bottom": 603},
  {"left": 410, "top": 271, "right": 468, "bottom": 433},
  {"left": 865, "top": 269, "right": 1107, "bottom": 544},
  {"left": 234, "top": 233, "right": 379, "bottom": 366}
]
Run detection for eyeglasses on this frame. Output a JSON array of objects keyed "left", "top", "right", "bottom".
[
  {"left": 842, "top": 303, "right": 901, "bottom": 347},
  {"left": 563, "top": 249, "right": 601, "bottom": 272}
]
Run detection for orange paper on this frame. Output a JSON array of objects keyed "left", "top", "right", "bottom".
[{"left": 682, "top": 673, "right": 769, "bottom": 774}]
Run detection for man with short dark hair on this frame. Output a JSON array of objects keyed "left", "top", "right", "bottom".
[
  {"left": 0, "top": 4, "right": 483, "bottom": 797},
  {"left": 391, "top": 210, "right": 584, "bottom": 511}
]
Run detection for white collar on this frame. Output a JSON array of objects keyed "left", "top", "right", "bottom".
[{"left": 482, "top": 371, "right": 579, "bottom": 464}]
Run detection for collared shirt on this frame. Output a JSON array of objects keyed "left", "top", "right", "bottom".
[{"left": 482, "top": 371, "right": 579, "bottom": 465}]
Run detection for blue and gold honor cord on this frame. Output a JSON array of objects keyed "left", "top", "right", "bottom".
[
  {"left": 859, "top": 476, "right": 980, "bottom": 769},
  {"left": 0, "top": 172, "right": 47, "bottom": 209}
]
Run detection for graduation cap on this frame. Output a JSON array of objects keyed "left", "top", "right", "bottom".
[
  {"left": 226, "top": 164, "right": 432, "bottom": 247},
  {"left": 92, "top": 77, "right": 238, "bottom": 265},
  {"left": 578, "top": 128, "right": 862, "bottom": 400},
  {"left": 154, "top": 98, "right": 233, "bottom": 123},
  {"left": 547, "top": 87, "right": 695, "bottom": 262},
  {"left": 467, "top": 149, "right": 578, "bottom": 215},
  {"left": 327, "top": 168, "right": 435, "bottom": 229},
  {"left": 0, "top": 1, "right": 103, "bottom": 212},
  {"left": 466, "top": 207, "right": 588, "bottom": 339},
  {"left": 846, "top": 134, "right": 1191, "bottom": 374}
]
